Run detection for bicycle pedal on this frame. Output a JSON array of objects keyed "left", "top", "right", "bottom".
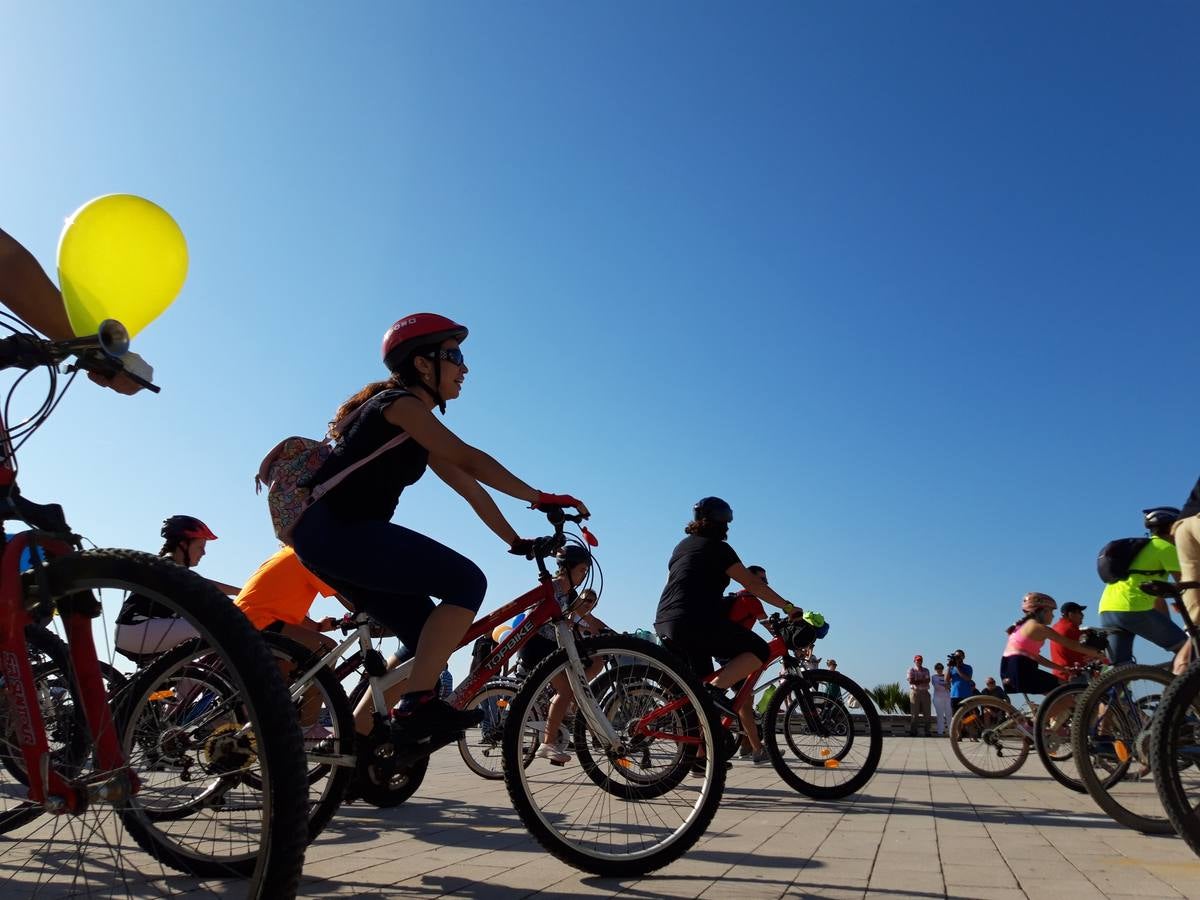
[{"left": 549, "top": 758, "right": 566, "bottom": 767}]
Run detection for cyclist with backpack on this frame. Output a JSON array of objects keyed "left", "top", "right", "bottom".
[
  {"left": 288, "top": 314, "right": 588, "bottom": 751},
  {"left": 114, "top": 515, "right": 239, "bottom": 658},
  {"left": 1097, "top": 507, "right": 1187, "bottom": 672},
  {"left": 1001, "top": 593, "right": 1105, "bottom": 696}
]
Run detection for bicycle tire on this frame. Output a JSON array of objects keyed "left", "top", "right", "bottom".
[
  {"left": 458, "top": 679, "right": 535, "bottom": 779},
  {"left": 1071, "top": 663, "right": 1174, "bottom": 834},
  {"left": 572, "top": 662, "right": 695, "bottom": 799},
  {"left": 1031, "top": 680, "right": 1121, "bottom": 795},
  {"left": 950, "top": 696, "right": 1029, "bottom": 777},
  {"left": 503, "top": 635, "right": 724, "bottom": 876},
  {"left": 764, "top": 671, "right": 882, "bottom": 799},
  {"left": 1150, "top": 661, "right": 1200, "bottom": 855},
  {"left": 8, "top": 549, "right": 310, "bottom": 897}
]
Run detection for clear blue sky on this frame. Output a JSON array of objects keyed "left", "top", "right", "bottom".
[{"left": 3, "top": 4, "right": 1198, "bottom": 690}]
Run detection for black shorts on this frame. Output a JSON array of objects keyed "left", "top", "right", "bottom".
[
  {"left": 657, "top": 617, "right": 769, "bottom": 678},
  {"left": 1000, "top": 655, "right": 1059, "bottom": 696},
  {"left": 263, "top": 620, "right": 285, "bottom": 634}
]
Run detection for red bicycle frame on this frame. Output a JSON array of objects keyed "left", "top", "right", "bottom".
[
  {"left": 0, "top": 495, "right": 135, "bottom": 810},
  {"left": 631, "top": 632, "right": 790, "bottom": 744},
  {"left": 445, "top": 575, "right": 566, "bottom": 709}
]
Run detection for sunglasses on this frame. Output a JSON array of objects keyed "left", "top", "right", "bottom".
[{"left": 423, "top": 348, "right": 465, "bottom": 366}]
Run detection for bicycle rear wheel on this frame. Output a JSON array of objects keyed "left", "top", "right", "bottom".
[
  {"left": 458, "top": 679, "right": 538, "bottom": 779},
  {"left": 1071, "top": 663, "right": 1173, "bottom": 834},
  {"left": 1033, "top": 681, "right": 1088, "bottom": 793},
  {"left": 503, "top": 635, "right": 723, "bottom": 876},
  {"left": 764, "top": 671, "right": 882, "bottom": 799},
  {"left": 0, "top": 550, "right": 308, "bottom": 897},
  {"left": 950, "top": 696, "right": 1029, "bottom": 777},
  {"left": 1150, "top": 661, "right": 1200, "bottom": 855}
]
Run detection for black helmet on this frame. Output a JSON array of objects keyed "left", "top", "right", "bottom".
[
  {"left": 1143, "top": 506, "right": 1181, "bottom": 531},
  {"left": 693, "top": 496, "right": 733, "bottom": 524},
  {"left": 555, "top": 544, "right": 592, "bottom": 569},
  {"left": 161, "top": 515, "right": 218, "bottom": 542}
]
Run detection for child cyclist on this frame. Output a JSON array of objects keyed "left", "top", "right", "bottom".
[
  {"left": 516, "top": 544, "right": 609, "bottom": 764},
  {"left": 716, "top": 565, "right": 772, "bottom": 764},
  {"left": 234, "top": 545, "right": 351, "bottom": 654},
  {"left": 290, "top": 313, "right": 588, "bottom": 752},
  {"left": 1001, "top": 592, "right": 1105, "bottom": 695}
]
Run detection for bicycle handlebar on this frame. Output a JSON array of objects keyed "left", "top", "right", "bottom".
[{"left": 0, "top": 319, "right": 160, "bottom": 393}]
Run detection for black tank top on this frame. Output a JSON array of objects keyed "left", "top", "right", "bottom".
[{"left": 308, "top": 389, "right": 430, "bottom": 522}]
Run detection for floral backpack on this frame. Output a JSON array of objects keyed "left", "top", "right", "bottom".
[{"left": 255, "top": 406, "right": 408, "bottom": 544}]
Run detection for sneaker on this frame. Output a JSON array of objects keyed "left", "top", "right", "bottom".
[
  {"left": 704, "top": 686, "right": 739, "bottom": 720},
  {"left": 536, "top": 742, "right": 571, "bottom": 765},
  {"left": 751, "top": 747, "right": 769, "bottom": 766},
  {"left": 738, "top": 745, "right": 753, "bottom": 759},
  {"left": 390, "top": 697, "right": 484, "bottom": 748}
]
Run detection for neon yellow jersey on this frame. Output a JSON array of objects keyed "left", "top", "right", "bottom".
[{"left": 1098, "top": 536, "right": 1180, "bottom": 613}]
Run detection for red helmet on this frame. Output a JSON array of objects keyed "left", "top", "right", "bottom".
[
  {"left": 381, "top": 314, "right": 468, "bottom": 374},
  {"left": 161, "top": 515, "right": 217, "bottom": 542}
]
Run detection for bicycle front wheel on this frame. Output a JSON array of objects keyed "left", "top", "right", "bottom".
[
  {"left": 764, "top": 671, "right": 882, "bottom": 799},
  {"left": 950, "top": 696, "right": 1029, "bottom": 777},
  {"left": 0, "top": 550, "right": 309, "bottom": 898},
  {"left": 1150, "top": 661, "right": 1200, "bottom": 855},
  {"left": 1071, "top": 663, "right": 1173, "bottom": 834},
  {"left": 503, "top": 635, "right": 724, "bottom": 876}
]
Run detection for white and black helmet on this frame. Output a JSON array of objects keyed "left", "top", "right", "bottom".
[{"left": 1143, "top": 506, "right": 1181, "bottom": 531}]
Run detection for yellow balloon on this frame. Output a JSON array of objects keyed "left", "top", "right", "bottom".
[{"left": 56, "top": 194, "right": 188, "bottom": 338}]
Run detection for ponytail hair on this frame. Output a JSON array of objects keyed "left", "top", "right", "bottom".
[
  {"left": 1006, "top": 613, "right": 1035, "bottom": 636},
  {"left": 685, "top": 519, "right": 729, "bottom": 540},
  {"left": 328, "top": 374, "right": 404, "bottom": 440}
]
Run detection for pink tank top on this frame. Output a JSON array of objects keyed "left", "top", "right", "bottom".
[{"left": 1004, "top": 626, "right": 1044, "bottom": 660}]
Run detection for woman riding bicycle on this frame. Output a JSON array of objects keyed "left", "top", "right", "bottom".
[
  {"left": 113, "top": 515, "right": 239, "bottom": 659},
  {"left": 518, "top": 544, "right": 608, "bottom": 764},
  {"left": 290, "top": 313, "right": 588, "bottom": 750},
  {"left": 1001, "top": 592, "right": 1105, "bottom": 696},
  {"left": 654, "top": 497, "right": 801, "bottom": 707}
]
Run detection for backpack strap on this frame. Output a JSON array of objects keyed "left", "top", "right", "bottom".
[{"left": 309, "top": 432, "right": 410, "bottom": 503}]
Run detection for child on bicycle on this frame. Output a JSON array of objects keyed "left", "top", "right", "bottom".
[
  {"left": 234, "top": 545, "right": 349, "bottom": 654},
  {"left": 518, "top": 545, "right": 608, "bottom": 763},
  {"left": 290, "top": 313, "right": 587, "bottom": 751},
  {"left": 716, "top": 565, "right": 772, "bottom": 765},
  {"left": 114, "top": 515, "right": 240, "bottom": 659},
  {"left": 1001, "top": 593, "right": 1105, "bottom": 696}
]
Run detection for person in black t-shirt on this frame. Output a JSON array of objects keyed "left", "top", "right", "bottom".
[
  {"left": 290, "top": 313, "right": 588, "bottom": 752},
  {"left": 655, "top": 497, "right": 803, "bottom": 697},
  {"left": 114, "top": 515, "right": 239, "bottom": 659}
]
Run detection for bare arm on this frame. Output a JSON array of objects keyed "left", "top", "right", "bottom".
[
  {"left": 727, "top": 562, "right": 798, "bottom": 614},
  {"left": 1034, "top": 622, "right": 1104, "bottom": 658},
  {"left": 206, "top": 578, "right": 241, "bottom": 597},
  {"left": 429, "top": 454, "right": 521, "bottom": 545},
  {"left": 0, "top": 227, "right": 74, "bottom": 339},
  {"left": 387, "top": 397, "right": 541, "bottom": 504}
]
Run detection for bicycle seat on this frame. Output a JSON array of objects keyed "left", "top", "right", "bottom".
[{"left": 1140, "top": 580, "right": 1200, "bottom": 599}]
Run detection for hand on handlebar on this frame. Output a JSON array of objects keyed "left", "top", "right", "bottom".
[
  {"left": 532, "top": 492, "right": 590, "bottom": 517},
  {"left": 509, "top": 537, "right": 537, "bottom": 559}
]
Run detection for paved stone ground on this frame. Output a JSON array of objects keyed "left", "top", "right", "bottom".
[{"left": 290, "top": 736, "right": 1200, "bottom": 900}]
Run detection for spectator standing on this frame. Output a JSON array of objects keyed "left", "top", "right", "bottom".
[
  {"left": 949, "top": 650, "right": 975, "bottom": 712},
  {"left": 823, "top": 659, "right": 841, "bottom": 700},
  {"left": 906, "top": 654, "right": 932, "bottom": 737},
  {"left": 931, "top": 662, "right": 952, "bottom": 736}
]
